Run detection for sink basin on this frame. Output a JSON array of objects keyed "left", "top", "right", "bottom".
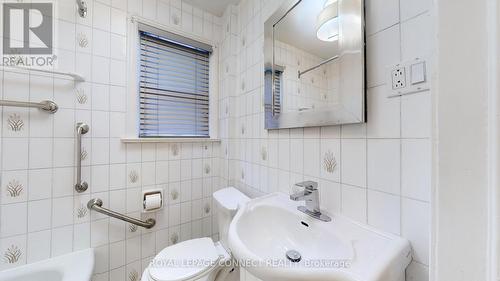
[
  {"left": 0, "top": 249, "right": 94, "bottom": 281},
  {"left": 228, "top": 193, "right": 411, "bottom": 281}
]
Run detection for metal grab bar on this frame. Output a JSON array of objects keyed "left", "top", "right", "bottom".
[
  {"left": 298, "top": 55, "right": 339, "bottom": 78},
  {"left": 75, "top": 123, "right": 89, "bottom": 193},
  {"left": 87, "top": 198, "right": 156, "bottom": 229},
  {"left": 0, "top": 99, "right": 58, "bottom": 113}
]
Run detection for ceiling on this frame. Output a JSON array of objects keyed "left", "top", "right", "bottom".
[
  {"left": 274, "top": 0, "right": 338, "bottom": 59},
  {"left": 184, "top": 0, "right": 241, "bottom": 17}
]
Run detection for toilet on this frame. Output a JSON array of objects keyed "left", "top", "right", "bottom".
[{"left": 142, "top": 187, "right": 250, "bottom": 281}]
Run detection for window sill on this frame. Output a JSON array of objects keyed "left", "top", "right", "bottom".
[{"left": 121, "top": 138, "right": 221, "bottom": 143}]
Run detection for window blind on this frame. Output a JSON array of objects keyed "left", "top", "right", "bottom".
[
  {"left": 273, "top": 70, "right": 283, "bottom": 115},
  {"left": 139, "top": 30, "right": 210, "bottom": 138}
]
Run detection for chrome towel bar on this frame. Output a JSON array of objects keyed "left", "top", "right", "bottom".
[
  {"left": 298, "top": 55, "right": 339, "bottom": 78},
  {"left": 0, "top": 99, "right": 58, "bottom": 113},
  {"left": 87, "top": 198, "right": 156, "bottom": 229},
  {"left": 75, "top": 123, "right": 89, "bottom": 193}
]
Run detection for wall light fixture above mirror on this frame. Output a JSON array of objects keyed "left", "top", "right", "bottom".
[{"left": 264, "top": 0, "right": 366, "bottom": 129}]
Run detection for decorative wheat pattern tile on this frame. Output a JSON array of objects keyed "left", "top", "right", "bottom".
[
  {"left": 171, "top": 144, "right": 179, "bottom": 156},
  {"left": 128, "top": 269, "right": 139, "bottom": 281},
  {"left": 170, "top": 232, "right": 179, "bottom": 244},
  {"left": 170, "top": 189, "right": 179, "bottom": 201},
  {"left": 77, "top": 204, "right": 88, "bottom": 218},
  {"left": 6, "top": 180, "right": 23, "bottom": 197},
  {"left": 7, "top": 114, "right": 24, "bottom": 132},
  {"left": 80, "top": 148, "right": 88, "bottom": 161},
  {"left": 3, "top": 245, "right": 21, "bottom": 264},
  {"left": 76, "top": 88, "right": 87, "bottom": 104},
  {"left": 204, "top": 203, "right": 210, "bottom": 214},
  {"left": 128, "top": 223, "right": 138, "bottom": 233},
  {"left": 129, "top": 170, "right": 139, "bottom": 183},
  {"left": 77, "top": 32, "right": 89, "bottom": 48},
  {"left": 323, "top": 151, "right": 337, "bottom": 173},
  {"left": 261, "top": 147, "right": 267, "bottom": 161},
  {"left": 204, "top": 164, "right": 211, "bottom": 175}
]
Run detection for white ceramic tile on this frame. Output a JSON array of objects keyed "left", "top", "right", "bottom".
[
  {"left": 93, "top": 2, "right": 111, "bottom": 31},
  {"left": 92, "top": 83, "right": 110, "bottom": 111},
  {"left": 93, "top": 29, "right": 111, "bottom": 57},
  {"left": 402, "top": 139, "right": 431, "bottom": 201},
  {"left": 110, "top": 60, "right": 126, "bottom": 86},
  {"left": 110, "top": 112, "right": 126, "bottom": 137},
  {"left": 92, "top": 165, "right": 110, "bottom": 193},
  {"left": 27, "top": 200, "right": 51, "bottom": 232},
  {"left": 28, "top": 169, "right": 52, "bottom": 200},
  {"left": 54, "top": 109, "right": 75, "bottom": 138},
  {"left": 92, "top": 56, "right": 111, "bottom": 84},
  {"left": 109, "top": 86, "right": 127, "bottom": 112},
  {"left": 111, "top": 8, "right": 127, "bottom": 35},
  {"left": 1, "top": 203, "right": 27, "bottom": 237},
  {"left": 303, "top": 139, "right": 320, "bottom": 177},
  {"left": 53, "top": 138, "right": 75, "bottom": 167},
  {"left": 58, "top": 20, "right": 76, "bottom": 51},
  {"left": 51, "top": 226, "right": 73, "bottom": 256},
  {"left": 341, "top": 139, "right": 366, "bottom": 188},
  {"left": 92, "top": 111, "right": 110, "bottom": 137},
  {"left": 2, "top": 138, "right": 29, "bottom": 171},
  {"left": 157, "top": 0, "right": 171, "bottom": 26},
  {"left": 401, "top": 92, "right": 431, "bottom": 138},
  {"left": 365, "top": 0, "right": 399, "bottom": 35},
  {"left": 367, "top": 190, "right": 401, "bottom": 235},
  {"left": 400, "top": 0, "right": 431, "bottom": 21},
  {"left": 29, "top": 138, "right": 53, "bottom": 169},
  {"left": 341, "top": 185, "right": 366, "bottom": 223},
  {"left": 27, "top": 230, "right": 51, "bottom": 263},
  {"left": 109, "top": 241, "right": 126, "bottom": 269},
  {"left": 110, "top": 34, "right": 127, "bottom": 61},
  {"left": 142, "top": 162, "right": 156, "bottom": 186},
  {"left": 143, "top": 0, "right": 157, "bottom": 20},
  {"left": 92, "top": 219, "right": 110, "bottom": 247},
  {"left": 401, "top": 13, "right": 433, "bottom": 61},
  {"left": 110, "top": 138, "right": 127, "bottom": 164},
  {"left": 402, "top": 198, "right": 430, "bottom": 265},
  {"left": 367, "top": 139, "right": 401, "bottom": 195},
  {"left": 366, "top": 86, "right": 401, "bottom": 138},
  {"left": 366, "top": 25, "right": 401, "bottom": 87},
  {"left": 109, "top": 164, "right": 126, "bottom": 189},
  {"left": 52, "top": 197, "right": 74, "bottom": 227}
]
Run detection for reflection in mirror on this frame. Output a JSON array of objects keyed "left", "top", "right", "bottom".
[{"left": 264, "top": 0, "right": 365, "bottom": 129}]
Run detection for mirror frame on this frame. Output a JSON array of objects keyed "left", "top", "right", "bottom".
[{"left": 264, "top": 0, "right": 366, "bottom": 129}]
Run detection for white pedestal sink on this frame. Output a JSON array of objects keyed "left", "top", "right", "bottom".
[{"left": 228, "top": 193, "right": 411, "bottom": 281}]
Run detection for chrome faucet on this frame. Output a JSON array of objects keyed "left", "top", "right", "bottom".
[{"left": 290, "top": 181, "right": 331, "bottom": 222}]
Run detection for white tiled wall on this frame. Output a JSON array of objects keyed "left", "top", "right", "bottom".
[
  {"left": 227, "top": 0, "right": 433, "bottom": 280},
  {"left": 0, "top": 1, "right": 226, "bottom": 280},
  {"left": 0, "top": 0, "right": 433, "bottom": 280},
  {"left": 274, "top": 40, "right": 336, "bottom": 112}
]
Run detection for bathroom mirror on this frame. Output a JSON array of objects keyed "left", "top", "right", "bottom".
[{"left": 264, "top": 0, "right": 365, "bottom": 129}]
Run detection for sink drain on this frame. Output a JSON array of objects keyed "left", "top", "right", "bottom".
[{"left": 286, "top": 250, "right": 302, "bottom": 262}]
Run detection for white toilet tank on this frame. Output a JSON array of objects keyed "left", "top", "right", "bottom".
[{"left": 213, "top": 187, "right": 249, "bottom": 249}]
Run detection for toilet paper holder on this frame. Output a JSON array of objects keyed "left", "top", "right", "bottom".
[{"left": 142, "top": 189, "right": 163, "bottom": 212}]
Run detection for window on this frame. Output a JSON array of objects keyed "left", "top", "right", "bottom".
[
  {"left": 138, "top": 24, "right": 212, "bottom": 138},
  {"left": 273, "top": 69, "right": 283, "bottom": 115}
]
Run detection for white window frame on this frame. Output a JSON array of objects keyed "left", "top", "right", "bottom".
[{"left": 123, "top": 16, "right": 219, "bottom": 143}]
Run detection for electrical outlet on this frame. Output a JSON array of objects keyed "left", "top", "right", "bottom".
[
  {"left": 387, "top": 58, "right": 430, "bottom": 98},
  {"left": 391, "top": 67, "right": 406, "bottom": 90}
]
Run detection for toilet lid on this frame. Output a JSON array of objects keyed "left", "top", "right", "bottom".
[{"left": 148, "top": 238, "right": 221, "bottom": 281}]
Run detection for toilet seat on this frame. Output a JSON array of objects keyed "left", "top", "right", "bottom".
[{"left": 148, "top": 238, "right": 223, "bottom": 281}]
